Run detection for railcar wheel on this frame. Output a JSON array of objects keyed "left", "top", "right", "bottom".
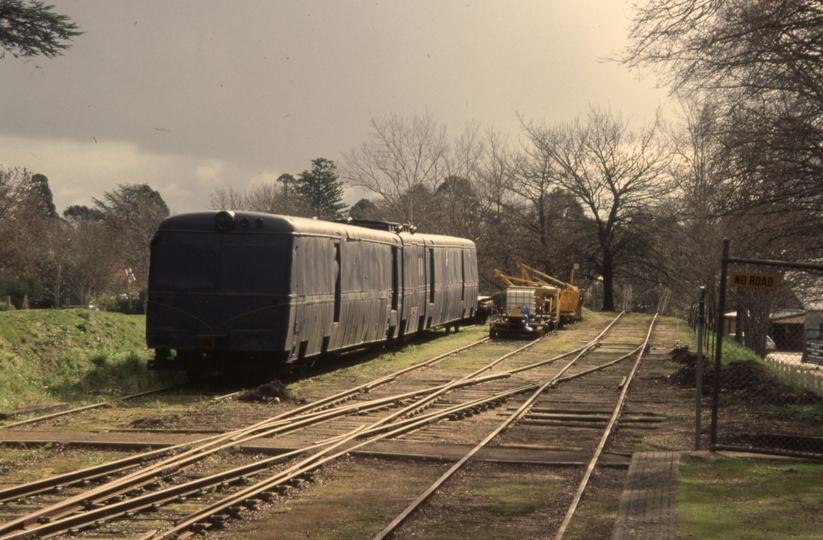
[{"left": 295, "top": 357, "right": 317, "bottom": 377}]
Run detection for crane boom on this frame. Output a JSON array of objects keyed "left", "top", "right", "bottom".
[{"left": 516, "top": 258, "right": 577, "bottom": 291}]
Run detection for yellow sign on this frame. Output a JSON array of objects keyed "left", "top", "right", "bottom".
[{"left": 730, "top": 272, "right": 779, "bottom": 290}]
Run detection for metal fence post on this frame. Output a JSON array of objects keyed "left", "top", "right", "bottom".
[
  {"left": 695, "top": 286, "right": 706, "bottom": 451},
  {"left": 710, "top": 239, "right": 730, "bottom": 450}
]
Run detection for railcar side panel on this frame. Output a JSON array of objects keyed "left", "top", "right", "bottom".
[
  {"left": 290, "top": 235, "right": 337, "bottom": 360},
  {"left": 322, "top": 235, "right": 396, "bottom": 351}
]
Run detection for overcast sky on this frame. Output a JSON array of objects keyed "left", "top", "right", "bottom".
[{"left": 0, "top": 1, "right": 669, "bottom": 215}]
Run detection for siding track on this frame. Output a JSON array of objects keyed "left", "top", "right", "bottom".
[{"left": 0, "top": 314, "right": 671, "bottom": 539}]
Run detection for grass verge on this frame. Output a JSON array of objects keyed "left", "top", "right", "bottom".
[
  {"left": 678, "top": 454, "right": 823, "bottom": 539},
  {"left": 0, "top": 309, "right": 176, "bottom": 412}
]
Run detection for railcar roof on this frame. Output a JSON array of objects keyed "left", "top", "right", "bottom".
[
  {"left": 156, "top": 211, "right": 401, "bottom": 243},
  {"left": 399, "top": 231, "right": 476, "bottom": 248},
  {"left": 157, "top": 212, "right": 475, "bottom": 247}
]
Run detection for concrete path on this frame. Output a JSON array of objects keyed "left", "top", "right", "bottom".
[{"left": 612, "top": 451, "right": 680, "bottom": 540}]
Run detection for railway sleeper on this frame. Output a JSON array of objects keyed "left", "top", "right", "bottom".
[
  {"left": 208, "top": 514, "right": 226, "bottom": 526},
  {"left": 227, "top": 505, "right": 245, "bottom": 518}
]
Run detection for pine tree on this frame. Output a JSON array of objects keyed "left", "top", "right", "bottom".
[
  {"left": 295, "top": 158, "right": 347, "bottom": 221},
  {"left": 31, "top": 173, "right": 58, "bottom": 218}
]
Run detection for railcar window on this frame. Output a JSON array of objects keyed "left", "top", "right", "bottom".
[
  {"left": 150, "top": 236, "right": 219, "bottom": 292},
  {"left": 417, "top": 249, "right": 425, "bottom": 289},
  {"left": 150, "top": 234, "right": 292, "bottom": 294},
  {"left": 221, "top": 236, "right": 291, "bottom": 294}
]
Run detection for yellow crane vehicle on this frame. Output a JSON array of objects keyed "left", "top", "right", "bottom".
[
  {"left": 514, "top": 258, "right": 583, "bottom": 325},
  {"left": 488, "top": 259, "right": 583, "bottom": 339}
]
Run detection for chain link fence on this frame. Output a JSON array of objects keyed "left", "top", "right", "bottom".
[{"left": 689, "top": 241, "right": 823, "bottom": 459}]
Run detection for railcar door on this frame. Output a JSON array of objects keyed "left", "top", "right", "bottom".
[
  {"left": 389, "top": 245, "right": 399, "bottom": 338},
  {"left": 399, "top": 240, "right": 420, "bottom": 336}
]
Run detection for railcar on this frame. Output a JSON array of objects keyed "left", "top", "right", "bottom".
[{"left": 146, "top": 210, "right": 478, "bottom": 378}]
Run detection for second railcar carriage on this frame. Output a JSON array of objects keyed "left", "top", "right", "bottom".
[{"left": 147, "top": 211, "right": 478, "bottom": 378}]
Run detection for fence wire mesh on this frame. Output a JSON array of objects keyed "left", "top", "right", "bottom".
[{"left": 697, "top": 247, "right": 823, "bottom": 459}]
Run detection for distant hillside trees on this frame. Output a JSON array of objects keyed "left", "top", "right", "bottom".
[
  {"left": 0, "top": 167, "right": 168, "bottom": 312},
  {"left": 208, "top": 159, "right": 347, "bottom": 220},
  {"left": 209, "top": 173, "right": 311, "bottom": 216},
  {"left": 93, "top": 184, "right": 169, "bottom": 291},
  {"left": 348, "top": 198, "right": 383, "bottom": 221}
]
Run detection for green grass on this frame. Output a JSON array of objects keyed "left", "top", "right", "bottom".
[
  {"left": 0, "top": 309, "right": 174, "bottom": 411},
  {"left": 719, "top": 336, "right": 764, "bottom": 364},
  {"left": 678, "top": 455, "right": 823, "bottom": 539},
  {"left": 719, "top": 336, "right": 823, "bottom": 419},
  {"left": 232, "top": 459, "right": 449, "bottom": 540},
  {"left": 400, "top": 465, "right": 567, "bottom": 539},
  {"left": 287, "top": 325, "right": 489, "bottom": 400}
]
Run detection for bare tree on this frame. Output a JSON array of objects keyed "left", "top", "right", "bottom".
[
  {"left": 658, "top": 100, "right": 728, "bottom": 307},
  {"left": 341, "top": 111, "right": 449, "bottom": 227},
  {"left": 521, "top": 107, "right": 670, "bottom": 311},
  {"left": 425, "top": 122, "right": 489, "bottom": 238},
  {"left": 506, "top": 128, "right": 563, "bottom": 273},
  {"left": 470, "top": 130, "right": 522, "bottom": 288},
  {"left": 208, "top": 185, "right": 247, "bottom": 211},
  {"left": 209, "top": 174, "right": 311, "bottom": 217},
  {"left": 625, "top": 0, "right": 823, "bottom": 101},
  {"left": 625, "top": 0, "right": 823, "bottom": 254}
]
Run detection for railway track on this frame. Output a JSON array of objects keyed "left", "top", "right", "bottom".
[
  {"left": 0, "top": 332, "right": 497, "bottom": 538},
  {"left": 0, "top": 386, "right": 182, "bottom": 430},
  {"left": 0, "top": 313, "right": 673, "bottom": 539}
]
